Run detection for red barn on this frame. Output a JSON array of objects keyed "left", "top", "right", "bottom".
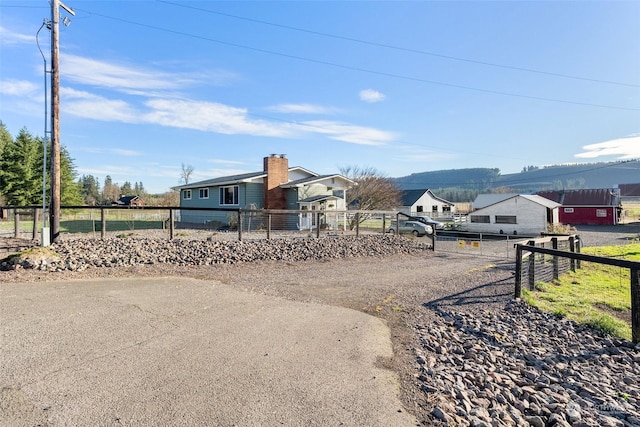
[{"left": 537, "top": 189, "right": 621, "bottom": 225}]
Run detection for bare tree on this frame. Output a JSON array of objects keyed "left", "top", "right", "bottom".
[
  {"left": 339, "top": 165, "right": 402, "bottom": 229},
  {"left": 180, "top": 163, "right": 194, "bottom": 185}
]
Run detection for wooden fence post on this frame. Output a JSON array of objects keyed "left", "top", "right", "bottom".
[
  {"left": 514, "top": 245, "right": 522, "bottom": 298},
  {"left": 100, "top": 207, "right": 106, "bottom": 239},
  {"left": 382, "top": 213, "right": 386, "bottom": 234},
  {"left": 32, "top": 208, "right": 38, "bottom": 240},
  {"left": 316, "top": 212, "right": 320, "bottom": 238},
  {"left": 355, "top": 212, "right": 360, "bottom": 237},
  {"left": 631, "top": 268, "right": 640, "bottom": 344},
  {"left": 569, "top": 236, "right": 576, "bottom": 272},
  {"left": 527, "top": 240, "right": 536, "bottom": 291},
  {"left": 237, "top": 211, "right": 243, "bottom": 242},
  {"left": 267, "top": 214, "right": 271, "bottom": 240},
  {"left": 552, "top": 237, "right": 559, "bottom": 279},
  {"left": 14, "top": 209, "right": 20, "bottom": 238},
  {"left": 169, "top": 208, "right": 174, "bottom": 240},
  {"left": 575, "top": 237, "right": 581, "bottom": 269}
]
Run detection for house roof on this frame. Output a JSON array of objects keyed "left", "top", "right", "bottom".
[
  {"left": 280, "top": 174, "right": 355, "bottom": 188},
  {"left": 473, "top": 194, "right": 560, "bottom": 213},
  {"left": 174, "top": 171, "right": 266, "bottom": 190},
  {"left": 472, "top": 193, "right": 519, "bottom": 210},
  {"left": 619, "top": 183, "right": 640, "bottom": 197},
  {"left": 173, "top": 166, "right": 354, "bottom": 191},
  {"left": 298, "top": 195, "right": 339, "bottom": 203},
  {"left": 537, "top": 189, "right": 620, "bottom": 206},
  {"left": 400, "top": 189, "right": 454, "bottom": 206},
  {"left": 116, "top": 195, "right": 141, "bottom": 204}
]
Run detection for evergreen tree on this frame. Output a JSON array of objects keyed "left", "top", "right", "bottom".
[
  {"left": 59, "top": 146, "right": 82, "bottom": 205},
  {"left": 78, "top": 175, "right": 101, "bottom": 205},
  {"left": 0, "top": 121, "right": 14, "bottom": 204},
  {"left": 102, "top": 175, "right": 120, "bottom": 204},
  {"left": 120, "top": 181, "right": 133, "bottom": 195},
  {"left": 1, "top": 128, "right": 41, "bottom": 205}
]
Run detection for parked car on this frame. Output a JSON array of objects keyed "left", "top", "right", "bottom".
[
  {"left": 387, "top": 220, "right": 433, "bottom": 237},
  {"left": 411, "top": 215, "right": 445, "bottom": 230}
]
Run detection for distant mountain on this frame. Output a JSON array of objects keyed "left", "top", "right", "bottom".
[{"left": 394, "top": 160, "right": 640, "bottom": 202}]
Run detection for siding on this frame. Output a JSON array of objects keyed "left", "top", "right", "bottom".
[
  {"left": 465, "top": 196, "right": 552, "bottom": 235},
  {"left": 180, "top": 182, "right": 264, "bottom": 224}
]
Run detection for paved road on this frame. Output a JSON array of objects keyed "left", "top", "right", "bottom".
[{"left": 1, "top": 277, "right": 417, "bottom": 426}]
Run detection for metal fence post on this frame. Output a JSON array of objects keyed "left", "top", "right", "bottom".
[{"left": 316, "top": 212, "right": 320, "bottom": 238}]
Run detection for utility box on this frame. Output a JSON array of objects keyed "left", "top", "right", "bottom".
[{"left": 41, "top": 227, "right": 50, "bottom": 247}]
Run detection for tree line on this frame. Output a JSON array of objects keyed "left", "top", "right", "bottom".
[{"left": 0, "top": 122, "right": 178, "bottom": 207}]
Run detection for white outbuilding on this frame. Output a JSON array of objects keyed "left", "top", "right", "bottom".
[{"left": 465, "top": 194, "right": 560, "bottom": 236}]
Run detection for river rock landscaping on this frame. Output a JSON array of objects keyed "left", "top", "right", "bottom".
[{"left": 1, "top": 230, "right": 639, "bottom": 426}]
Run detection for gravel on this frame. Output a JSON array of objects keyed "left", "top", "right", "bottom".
[
  {"left": 1, "top": 226, "right": 639, "bottom": 426},
  {"left": 415, "top": 301, "right": 640, "bottom": 427}
]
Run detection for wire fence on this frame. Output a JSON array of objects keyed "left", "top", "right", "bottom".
[
  {"left": 434, "top": 232, "right": 529, "bottom": 259},
  {"left": 0, "top": 206, "right": 435, "bottom": 246},
  {"left": 514, "top": 237, "right": 640, "bottom": 343}
]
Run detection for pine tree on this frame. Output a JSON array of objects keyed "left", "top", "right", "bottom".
[{"left": 1, "top": 128, "right": 41, "bottom": 205}]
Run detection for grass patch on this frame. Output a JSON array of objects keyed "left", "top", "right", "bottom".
[{"left": 523, "top": 243, "right": 639, "bottom": 341}]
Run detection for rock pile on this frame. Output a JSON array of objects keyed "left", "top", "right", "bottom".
[
  {"left": 416, "top": 300, "right": 640, "bottom": 426},
  {"left": 1, "top": 234, "right": 431, "bottom": 271}
]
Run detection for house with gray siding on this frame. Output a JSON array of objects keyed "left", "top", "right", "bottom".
[{"left": 173, "top": 154, "right": 355, "bottom": 230}]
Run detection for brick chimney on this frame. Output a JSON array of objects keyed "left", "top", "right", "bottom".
[{"left": 263, "top": 154, "right": 289, "bottom": 209}]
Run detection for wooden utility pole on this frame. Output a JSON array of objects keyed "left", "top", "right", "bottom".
[{"left": 49, "top": 0, "right": 74, "bottom": 243}]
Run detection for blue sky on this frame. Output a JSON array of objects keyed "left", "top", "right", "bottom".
[{"left": 1, "top": 1, "right": 639, "bottom": 194}]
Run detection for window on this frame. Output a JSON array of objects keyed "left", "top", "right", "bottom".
[
  {"left": 564, "top": 208, "right": 574, "bottom": 213},
  {"left": 470, "top": 215, "right": 490, "bottom": 223},
  {"left": 219, "top": 186, "right": 239, "bottom": 205},
  {"left": 495, "top": 215, "right": 517, "bottom": 224},
  {"left": 183, "top": 189, "right": 191, "bottom": 200},
  {"left": 443, "top": 206, "right": 451, "bottom": 213},
  {"left": 199, "top": 188, "right": 209, "bottom": 199},
  {"left": 416, "top": 205, "right": 423, "bottom": 213},
  {"left": 596, "top": 209, "right": 607, "bottom": 217},
  {"left": 432, "top": 205, "right": 438, "bottom": 213}
]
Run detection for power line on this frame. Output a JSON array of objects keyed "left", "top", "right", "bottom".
[
  {"left": 72, "top": 8, "right": 640, "bottom": 112},
  {"left": 157, "top": 0, "right": 640, "bottom": 89}
]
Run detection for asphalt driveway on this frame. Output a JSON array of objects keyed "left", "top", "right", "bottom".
[{"left": 1, "top": 277, "right": 417, "bottom": 426}]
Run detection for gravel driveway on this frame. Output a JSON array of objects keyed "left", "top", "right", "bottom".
[{"left": 1, "top": 223, "right": 639, "bottom": 425}]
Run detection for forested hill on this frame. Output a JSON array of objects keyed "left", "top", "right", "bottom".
[{"left": 394, "top": 160, "right": 640, "bottom": 202}]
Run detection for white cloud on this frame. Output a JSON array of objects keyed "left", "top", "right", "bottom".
[
  {"left": 62, "top": 54, "right": 184, "bottom": 92},
  {"left": 267, "top": 103, "right": 335, "bottom": 114},
  {"left": 0, "top": 79, "right": 39, "bottom": 97},
  {"left": 359, "top": 89, "right": 385, "bottom": 103},
  {"left": 300, "top": 120, "right": 396, "bottom": 146},
  {"left": 207, "top": 158, "right": 246, "bottom": 165},
  {"left": 575, "top": 135, "right": 640, "bottom": 159},
  {"left": 61, "top": 54, "right": 235, "bottom": 94},
  {"left": 143, "top": 99, "right": 294, "bottom": 137},
  {"left": 62, "top": 88, "right": 140, "bottom": 123},
  {"left": 78, "top": 147, "right": 142, "bottom": 156},
  {"left": 0, "top": 26, "right": 33, "bottom": 46}
]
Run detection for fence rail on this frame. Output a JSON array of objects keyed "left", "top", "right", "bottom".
[
  {"left": 514, "top": 237, "right": 640, "bottom": 343},
  {"left": 0, "top": 206, "right": 434, "bottom": 248}
]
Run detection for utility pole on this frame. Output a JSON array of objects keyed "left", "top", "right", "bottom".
[{"left": 50, "top": 0, "right": 74, "bottom": 244}]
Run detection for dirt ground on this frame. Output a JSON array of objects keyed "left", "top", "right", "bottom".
[{"left": 1, "top": 223, "right": 638, "bottom": 423}]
